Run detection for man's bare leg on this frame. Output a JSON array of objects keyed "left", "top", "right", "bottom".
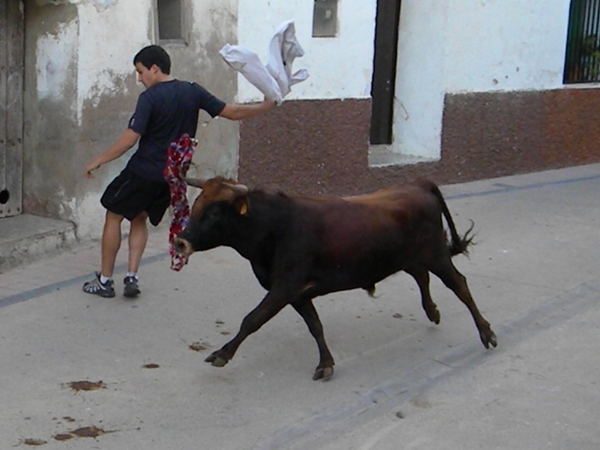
[
  {"left": 128, "top": 212, "right": 148, "bottom": 274},
  {"left": 101, "top": 210, "right": 125, "bottom": 278},
  {"left": 123, "top": 212, "right": 148, "bottom": 297}
]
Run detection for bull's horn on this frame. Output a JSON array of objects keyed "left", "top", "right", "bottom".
[
  {"left": 222, "top": 182, "right": 249, "bottom": 196},
  {"left": 184, "top": 177, "right": 207, "bottom": 188}
]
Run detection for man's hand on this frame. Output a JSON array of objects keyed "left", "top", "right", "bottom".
[{"left": 85, "top": 161, "right": 101, "bottom": 179}]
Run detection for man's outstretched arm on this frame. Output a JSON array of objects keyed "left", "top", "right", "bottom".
[
  {"left": 84, "top": 128, "right": 141, "bottom": 179},
  {"left": 218, "top": 98, "right": 277, "bottom": 121}
]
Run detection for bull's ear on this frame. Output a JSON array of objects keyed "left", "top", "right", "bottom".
[{"left": 234, "top": 197, "right": 250, "bottom": 215}]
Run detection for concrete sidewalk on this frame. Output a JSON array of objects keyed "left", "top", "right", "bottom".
[
  {"left": 0, "top": 214, "right": 76, "bottom": 274},
  {"left": 1, "top": 164, "right": 599, "bottom": 449}
]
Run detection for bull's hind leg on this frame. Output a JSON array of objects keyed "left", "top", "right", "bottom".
[
  {"left": 292, "top": 298, "right": 335, "bottom": 381},
  {"left": 429, "top": 259, "right": 497, "bottom": 349},
  {"left": 406, "top": 267, "right": 440, "bottom": 324}
]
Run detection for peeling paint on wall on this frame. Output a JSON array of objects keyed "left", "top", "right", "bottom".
[
  {"left": 24, "top": 0, "right": 239, "bottom": 241},
  {"left": 36, "top": 22, "right": 77, "bottom": 101},
  {"left": 82, "top": 69, "right": 129, "bottom": 107},
  {"left": 76, "top": 1, "right": 150, "bottom": 125}
]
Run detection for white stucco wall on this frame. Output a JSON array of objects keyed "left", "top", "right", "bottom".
[
  {"left": 236, "top": 0, "right": 573, "bottom": 163},
  {"left": 393, "top": 0, "right": 450, "bottom": 160},
  {"left": 236, "top": 0, "right": 376, "bottom": 102},
  {"left": 393, "top": 0, "right": 572, "bottom": 160},
  {"left": 445, "top": 0, "right": 571, "bottom": 93}
]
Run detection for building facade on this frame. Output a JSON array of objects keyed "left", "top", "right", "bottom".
[
  {"left": 1, "top": 0, "right": 599, "bottom": 242},
  {"left": 237, "top": 0, "right": 600, "bottom": 195}
]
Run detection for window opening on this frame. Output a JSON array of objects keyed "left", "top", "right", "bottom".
[
  {"left": 564, "top": 0, "right": 600, "bottom": 83},
  {"left": 313, "top": 0, "right": 338, "bottom": 38},
  {"left": 157, "top": 0, "right": 184, "bottom": 41}
]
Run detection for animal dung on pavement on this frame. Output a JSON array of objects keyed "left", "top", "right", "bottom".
[
  {"left": 189, "top": 342, "right": 208, "bottom": 351},
  {"left": 53, "top": 426, "right": 113, "bottom": 441},
  {"left": 22, "top": 438, "right": 47, "bottom": 446},
  {"left": 65, "top": 380, "right": 106, "bottom": 392}
]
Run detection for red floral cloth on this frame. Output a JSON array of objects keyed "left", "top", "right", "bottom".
[{"left": 164, "top": 134, "right": 196, "bottom": 271}]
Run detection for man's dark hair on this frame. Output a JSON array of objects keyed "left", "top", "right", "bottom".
[{"left": 133, "top": 45, "right": 171, "bottom": 74}]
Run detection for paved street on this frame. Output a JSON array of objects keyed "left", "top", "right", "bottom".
[{"left": 1, "top": 164, "right": 600, "bottom": 449}]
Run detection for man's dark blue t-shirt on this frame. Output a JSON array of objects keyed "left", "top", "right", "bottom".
[{"left": 125, "top": 80, "right": 226, "bottom": 182}]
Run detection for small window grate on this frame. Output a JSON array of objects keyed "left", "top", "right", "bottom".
[
  {"left": 312, "top": 0, "right": 338, "bottom": 38},
  {"left": 564, "top": 0, "right": 600, "bottom": 83},
  {"left": 157, "top": 0, "right": 183, "bottom": 41}
]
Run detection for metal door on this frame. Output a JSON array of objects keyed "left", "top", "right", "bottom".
[{"left": 0, "top": 0, "right": 24, "bottom": 218}]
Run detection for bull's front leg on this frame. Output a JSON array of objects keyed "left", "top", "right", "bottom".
[{"left": 205, "top": 291, "right": 288, "bottom": 368}]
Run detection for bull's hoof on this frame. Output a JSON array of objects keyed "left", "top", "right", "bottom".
[
  {"left": 313, "top": 366, "right": 334, "bottom": 381},
  {"left": 204, "top": 353, "right": 229, "bottom": 367},
  {"left": 211, "top": 357, "right": 229, "bottom": 367},
  {"left": 482, "top": 330, "right": 498, "bottom": 349},
  {"left": 427, "top": 308, "right": 441, "bottom": 325}
]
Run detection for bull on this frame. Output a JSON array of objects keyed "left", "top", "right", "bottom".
[{"left": 174, "top": 177, "right": 497, "bottom": 380}]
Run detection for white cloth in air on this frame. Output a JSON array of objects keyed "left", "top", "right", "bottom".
[{"left": 219, "top": 20, "right": 309, "bottom": 105}]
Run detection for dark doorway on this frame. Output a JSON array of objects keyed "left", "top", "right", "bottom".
[{"left": 370, "top": 0, "right": 402, "bottom": 145}]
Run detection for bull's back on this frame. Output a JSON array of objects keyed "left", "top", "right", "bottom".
[
  {"left": 343, "top": 179, "right": 437, "bottom": 207},
  {"left": 293, "top": 181, "right": 442, "bottom": 276}
]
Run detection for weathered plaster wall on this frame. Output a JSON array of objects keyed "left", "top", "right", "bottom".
[
  {"left": 23, "top": 2, "right": 80, "bottom": 223},
  {"left": 76, "top": 1, "right": 152, "bottom": 238},
  {"left": 172, "top": 0, "right": 240, "bottom": 183},
  {"left": 23, "top": 0, "right": 239, "bottom": 240}
]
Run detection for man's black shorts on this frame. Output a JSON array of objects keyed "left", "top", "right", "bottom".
[{"left": 101, "top": 170, "right": 170, "bottom": 226}]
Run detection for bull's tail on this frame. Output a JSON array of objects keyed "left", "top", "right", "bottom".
[{"left": 429, "top": 183, "right": 475, "bottom": 257}]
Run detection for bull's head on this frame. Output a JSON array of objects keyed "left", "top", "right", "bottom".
[{"left": 173, "top": 176, "right": 249, "bottom": 258}]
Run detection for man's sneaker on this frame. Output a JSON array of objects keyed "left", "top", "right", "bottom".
[
  {"left": 82, "top": 272, "right": 115, "bottom": 298},
  {"left": 123, "top": 276, "right": 141, "bottom": 298}
]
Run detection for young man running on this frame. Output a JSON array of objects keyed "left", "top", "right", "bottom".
[{"left": 83, "top": 45, "right": 275, "bottom": 298}]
